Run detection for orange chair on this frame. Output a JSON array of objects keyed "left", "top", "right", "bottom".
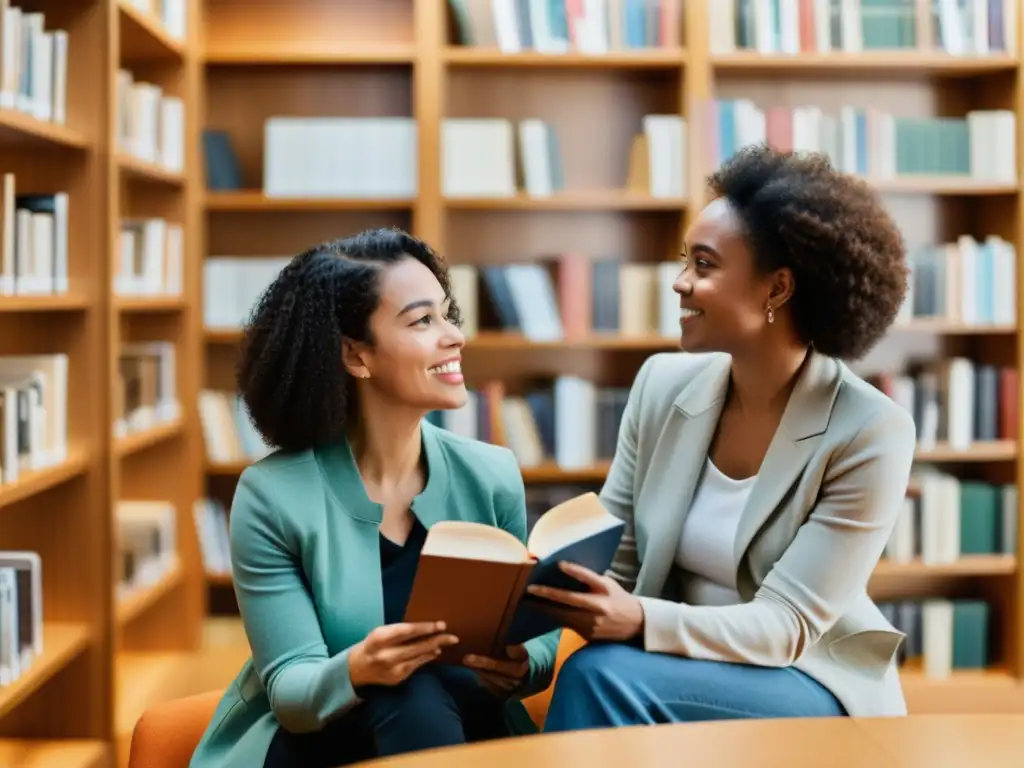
[{"left": 128, "top": 631, "right": 587, "bottom": 768}]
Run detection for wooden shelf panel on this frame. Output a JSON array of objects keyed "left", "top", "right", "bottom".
[
  {"left": 205, "top": 191, "right": 415, "bottom": 211},
  {"left": 118, "top": 154, "right": 185, "bottom": 186},
  {"left": 116, "top": 557, "right": 184, "bottom": 626},
  {"left": 874, "top": 557, "right": 1017, "bottom": 579},
  {"left": 712, "top": 51, "right": 1019, "bottom": 76},
  {"left": 0, "top": 622, "right": 90, "bottom": 719},
  {"left": 0, "top": 449, "right": 89, "bottom": 510},
  {"left": 118, "top": 0, "right": 184, "bottom": 61},
  {"left": 0, "top": 739, "right": 107, "bottom": 768},
  {"left": 872, "top": 177, "right": 1019, "bottom": 195},
  {"left": 915, "top": 441, "right": 1017, "bottom": 462},
  {"left": 0, "top": 108, "right": 88, "bottom": 149},
  {"left": 114, "top": 417, "right": 183, "bottom": 458},
  {"left": 902, "top": 667, "right": 1024, "bottom": 713},
  {"left": 204, "top": 47, "right": 415, "bottom": 65},
  {"left": 443, "top": 48, "right": 686, "bottom": 69},
  {"left": 0, "top": 295, "right": 90, "bottom": 312},
  {"left": 445, "top": 192, "right": 687, "bottom": 211},
  {"left": 115, "top": 295, "right": 186, "bottom": 312}
]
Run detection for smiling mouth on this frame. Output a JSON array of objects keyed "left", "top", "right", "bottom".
[
  {"left": 428, "top": 360, "right": 463, "bottom": 380},
  {"left": 680, "top": 308, "right": 703, "bottom": 321}
]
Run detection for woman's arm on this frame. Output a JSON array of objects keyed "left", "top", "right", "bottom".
[
  {"left": 599, "top": 356, "right": 658, "bottom": 592},
  {"left": 492, "top": 447, "right": 560, "bottom": 697},
  {"left": 638, "top": 406, "right": 917, "bottom": 667},
  {"left": 230, "top": 465, "right": 360, "bottom": 733}
]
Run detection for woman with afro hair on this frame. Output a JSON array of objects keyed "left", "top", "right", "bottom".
[
  {"left": 188, "top": 228, "right": 559, "bottom": 768},
  {"left": 530, "top": 144, "right": 917, "bottom": 730}
]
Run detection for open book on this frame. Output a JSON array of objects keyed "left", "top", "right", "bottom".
[{"left": 403, "top": 492, "right": 624, "bottom": 664}]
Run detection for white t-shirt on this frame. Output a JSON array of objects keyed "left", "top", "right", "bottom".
[{"left": 674, "top": 457, "right": 756, "bottom": 606}]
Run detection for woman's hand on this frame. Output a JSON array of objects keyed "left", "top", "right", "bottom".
[
  {"left": 527, "top": 561, "right": 645, "bottom": 643},
  {"left": 463, "top": 644, "right": 530, "bottom": 697},
  {"left": 348, "top": 621, "right": 458, "bottom": 687}
]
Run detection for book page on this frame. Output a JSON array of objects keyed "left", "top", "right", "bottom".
[
  {"left": 527, "top": 492, "right": 621, "bottom": 560},
  {"left": 420, "top": 520, "right": 529, "bottom": 563}
]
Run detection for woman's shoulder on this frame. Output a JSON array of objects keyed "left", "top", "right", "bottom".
[{"left": 833, "top": 362, "right": 916, "bottom": 440}]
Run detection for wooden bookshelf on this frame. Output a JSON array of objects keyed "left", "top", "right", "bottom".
[
  {"left": 0, "top": 0, "right": 203, "bottom": 765},
  {"left": 193, "top": 0, "right": 1024, "bottom": 721}
]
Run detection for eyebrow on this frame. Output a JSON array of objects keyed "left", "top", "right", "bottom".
[
  {"left": 397, "top": 297, "right": 449, "bottom": 317},
  {"left": 684, "top": 244, "right": 719, "bottom": 258}
]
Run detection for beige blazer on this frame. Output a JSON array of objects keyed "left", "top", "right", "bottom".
[{"left": 601, "top": 349, "right": 917, "bottom": 718}]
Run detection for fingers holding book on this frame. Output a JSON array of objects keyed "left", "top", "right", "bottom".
[
  {"left": 349, "top": 621, "right": 459, "bottom": 687},
  {"left": 463, "top": 643, "right": 530, "bottom": 697}
]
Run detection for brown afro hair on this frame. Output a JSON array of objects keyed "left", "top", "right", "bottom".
[{"left": 707, "top": 144, "right": 909, "bottom": 360}]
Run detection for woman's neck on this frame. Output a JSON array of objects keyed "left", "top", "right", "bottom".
[
  {"left": 348, "top": 398, "right": 424, "bottom": 491},
  {"left": 728, "top": 340, "right": 809, "bottom": 415}
]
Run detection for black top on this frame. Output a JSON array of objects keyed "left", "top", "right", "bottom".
[{"left": 379, "top": 517, "right": 428, "bottom": 626}]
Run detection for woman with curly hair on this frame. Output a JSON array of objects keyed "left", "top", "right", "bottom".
[
  {"left": 188, "top": 228, "right": 559, "bottom": 768},
  {"left": 531, "top": 145, "right": 916, "bottom": 729}
]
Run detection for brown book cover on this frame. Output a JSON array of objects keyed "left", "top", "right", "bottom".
[{"left": 403, "top": 492, "right": 625, "bottom": 666}]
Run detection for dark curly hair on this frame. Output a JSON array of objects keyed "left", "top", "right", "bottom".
[
  {"left": 236, "top": 227, "right": 461, "bottom": 453},
  {"left": 707, "top": 144, "right": 908, "bottom": 360}
]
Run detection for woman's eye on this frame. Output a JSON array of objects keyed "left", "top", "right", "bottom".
[{"left": 414, "top": 314, "right": 432, "bottom": 326}]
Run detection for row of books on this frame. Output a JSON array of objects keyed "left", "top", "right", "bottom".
[
  {"left": 124, "top": 0, "right": 187, "bottom": 41},
  {"left": 443, "top": 115, "right": 685, "bottom": 198},
  {"left": 711, "top": 0, "right": 1018, "bottom": 56},
  {"left": 115, "top": 500, "right": 178, "bottom": 603},
  {"left": 884, "top": 473, "right": 1017, "bottom": 563},
  {"left": 194, "top": 498, "right": 230, "bottom": 579},
  {"left": 114, "top": 342, "right": 179, "bottom": 440},
  {"left": 706, "top": 101, "right": 1016, "bottom": 183},
  {"left": 198, "top": 390, "right": 272, "bottom": 466},
  {"left": 115, "top": 69, "right": 185, "bottom": 174},
  {"left": 869, "top": 360, "right": 1018, "bottom": 450},
  {"left": 429, "top": 380, "right": 627, "bottom": 470},
  {"left": 114, "top": 217, "right": 184, "bottom": 298},
  {"left": 0, "top": 550, "right": 41, "bottom": 688},
  {"left": 899, "top": 235, "right": 1016, "bottom": 327},
  {"left": 0, "top": 354, "right": 67, "bottom": 486},
  {"left": 452, "top": 260, "right": 680, "bottom": 341},
  {"left": 880, "top": 598, "right": 991, "bottom": 678},
  {"left": 0, "top": 173, "right": 68, "bottom": 297},
  {"left": 202, "top": 256, "right": 290, "bottom": 332},
  {"left": 0, "top": 2, "right": 67, "bottom": 126},
  {"left": 203, "top": 115, "right": 686, "bottom": 200},
  {"left": 449, "top": 0, "right": 683, "bottom": 54}
]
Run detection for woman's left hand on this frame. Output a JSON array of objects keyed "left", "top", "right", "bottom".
[
  {"left": 527, "top": 561, "right": 645, "bottom": 643},
  {"left": 463, "top": 644, "right": 530, "bottom": 697}
]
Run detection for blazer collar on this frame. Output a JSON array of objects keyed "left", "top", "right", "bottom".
[
  {"left": 315, "top": 419, "right": 451, "bottom": 525},
  {"left": 636, "top": 349, "right": 842, "bottom": 598}
]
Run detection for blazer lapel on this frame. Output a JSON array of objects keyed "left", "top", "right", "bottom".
[
  {"left": 635, "top": 354, "right": 731, "bottom": 598},
  {"left": 733, "top": 351, "right": 843, "bottom": 565}
]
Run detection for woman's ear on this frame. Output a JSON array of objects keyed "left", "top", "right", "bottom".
[
  {"left": 769, "top": 267, "right": 796, "bottom": 308},
  {"left": 341, "top": 337, "right": 371, "bottom": 380}
]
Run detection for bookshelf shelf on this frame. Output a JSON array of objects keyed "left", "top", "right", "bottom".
[
  {"left": 204, "top": 47, "right": 417, "bottom": 65},
  {"left": 0, "top": 740, "right": 107, "bottom": 768},
  {"left": 711, "top": 51, "right": 1019, "bottom": 76},
  {"left": 0, "top": 295, "right": 91, "bottom": 312},
  {"left": 118, "top": 1, "right": 185, "bottom": 61},
  {"left": 443, "top": 48, "right": 687, "bottom": 69},
  {"left": 0, "top": 109, "right": 89, "bottom": 149},
  {"left": 114, "top": 418, "right": 184, "bottom": 458},
  {"left": 915, "top": 442, "right": 1018, "bottom": 463},
  {"left": 118, "top": 154, "right": 185, "bottom": 186},
  {"left": 115, "top": 296, "right": 187, "bottom": 312},
  {"left": 0, "top": 622, "right": 91, "bottom": 719},
  {"left": 444, "top": 192, "right": 688, "bottom": 211},
  {"left": 115, "top": 556, "right": 184, "bottom": 626},
  {"left": 0, "top": 450, "right": 90, "bottom": 510},
  {"left": 205, "top": 192, "right": 415, "bottom": 211}
]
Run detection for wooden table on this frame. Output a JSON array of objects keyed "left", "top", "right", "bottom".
[{"left": 353, "top": 714, "right": 1024, "bottom": 767}]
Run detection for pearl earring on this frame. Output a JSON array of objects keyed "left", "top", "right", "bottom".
[{"left": 766, "top": 304, "right": 775, "bottom": 324}]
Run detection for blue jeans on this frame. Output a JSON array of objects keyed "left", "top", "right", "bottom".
[{"left": 543, "top": 642, "right": 846, "bottom": 732}]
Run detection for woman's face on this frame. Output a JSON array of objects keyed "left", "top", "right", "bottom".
[
  {"left": 346, "top": 256, "right": 468, "bottom": 412},
  {"left": 674, "top": 197, "right": 784, "bottom": 354}
]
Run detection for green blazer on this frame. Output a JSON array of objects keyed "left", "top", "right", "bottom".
[{"left": 189, "top": 420, "right": 560, "bottom": 768}]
